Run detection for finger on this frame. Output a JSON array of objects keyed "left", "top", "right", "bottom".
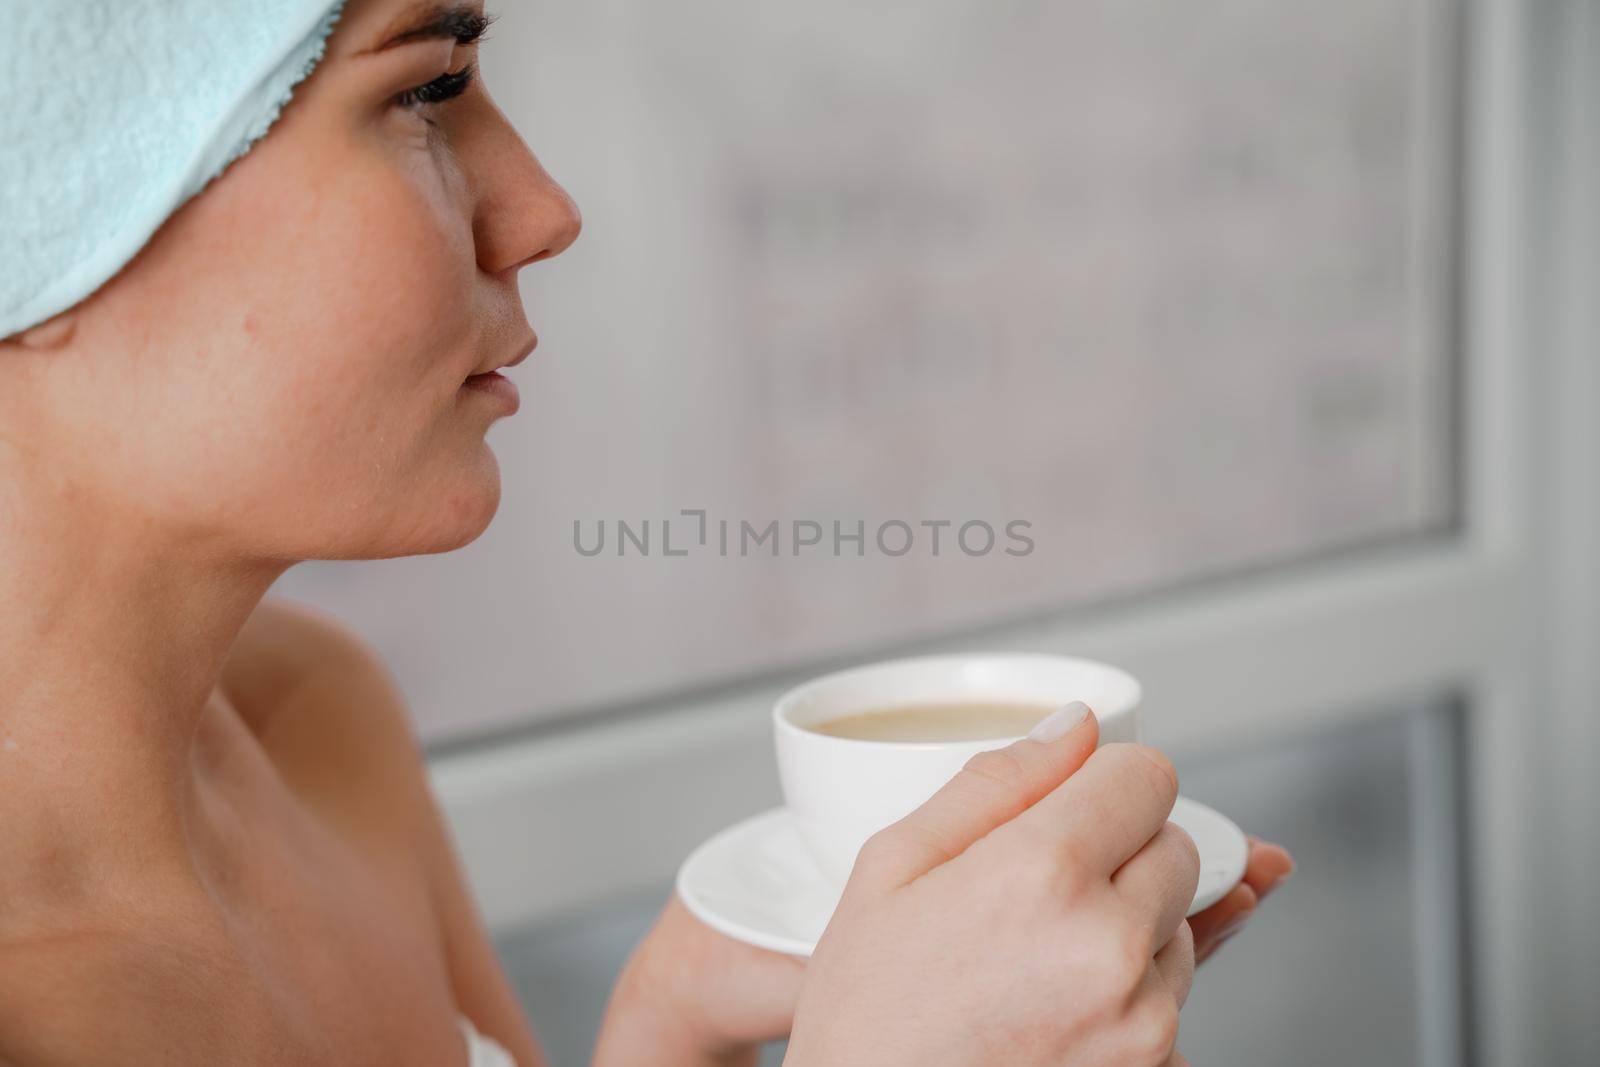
[
  {"left": 1242, "top": 836, "right": 1296, "bottom": 899},
  {"left": 1196, "top": 914, "right": 1251, "bottom": 966},
  {"left": 1190, "top": 882, "right": 1258, "bottom": 954},
  {"left": 854, "top": 704, "right": 1099, "bottom": 888},
  {"left": 1197, "top": 926, "right": 1244, "bottom": 966},
  {"left": 1019, "top": 742, "right": 1179, "bottom": 876},
  {"left": 1124, "top": 967, "right": 1182, "bottom": 1065},
  {"left": 1188, "top": 838, "right": 1290, "bottom": 964},
  {"left": 1162, "top": 1053, "right": 1191, "bottom": 1067},
  {"left": 1111, "top": 822, "right": 1201, "bottom": 953},
  {"left": 1191, "top": 883, "right": 1258, "bottom": 964},
  {"left": 1154, "top": 919, "right": 1196, "bottom": 1007}
]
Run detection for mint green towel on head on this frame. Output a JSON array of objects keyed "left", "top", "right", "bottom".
[{"left": 0, "top": 0, "right": 347, "bottom": 338}]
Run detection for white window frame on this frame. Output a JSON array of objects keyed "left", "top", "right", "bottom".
[{"left": 426, "top": 2, "right": 1599, "bottom": 1063}]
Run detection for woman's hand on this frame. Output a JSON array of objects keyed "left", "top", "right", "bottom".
[
  {"left": 1189, "top": 836, "right": 1295, "bottom": 964},
  {"left": 594, "top": 892, "right": 804, "bottom": 1067},
  {"left": 784, "top": 707, "right": 1201, "bottom": 1067},
  {"left": 593, "top": 710, "right": 1295, "bottom": 1067}
]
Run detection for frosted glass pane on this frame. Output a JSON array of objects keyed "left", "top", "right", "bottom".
[
  {"left": 274, "top": 0, "right": 1459, "bottom": 738},
  {"left": 1169, "top": 710, "right": 1448, "bottom": 1064}
]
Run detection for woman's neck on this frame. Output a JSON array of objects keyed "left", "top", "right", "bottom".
[{"left": 0, "top": 442, "right": 289, "bottom": 906}]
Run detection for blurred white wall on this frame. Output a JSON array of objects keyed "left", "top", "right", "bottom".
[{"left": 275, "top": 0, "right": 1458, "bottom": 742}]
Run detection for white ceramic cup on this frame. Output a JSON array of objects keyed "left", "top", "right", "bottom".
[{"left": 773, "top": 652, "right": 1142, "bottom": 886}]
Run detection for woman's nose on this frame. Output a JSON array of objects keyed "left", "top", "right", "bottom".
[{"left": 471, "top": 106, "right": 583, "bottom": 277}]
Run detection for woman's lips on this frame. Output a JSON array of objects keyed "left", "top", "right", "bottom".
[
  {"left": 461, "top": 369, "right": 520, "bottom": 413},
  {"left": 460, "top": 330, "right": 535, "bottom": 414}
]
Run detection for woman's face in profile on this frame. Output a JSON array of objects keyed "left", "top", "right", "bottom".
[{"left": 4, "top": 0, "right": 580, "bottom": 562}]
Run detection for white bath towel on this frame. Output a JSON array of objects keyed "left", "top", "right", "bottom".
[
  {"left": 458, "top": 1013, "right": 519, "bottom": 1067},
  {"left": 0, "top": 0, "right": 346, "bottom": 338}
]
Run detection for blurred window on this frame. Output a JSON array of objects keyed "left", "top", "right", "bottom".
[{"left": 277, "top": 0, "right": 1461, "bottom": 741}]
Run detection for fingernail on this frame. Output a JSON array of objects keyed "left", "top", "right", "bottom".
[
  {"left": 1028, "top": 701, "right": 1090, "bottom": 743},
  {"left": 1266, "top": 854, "right": 1296, "bottom": 893}
]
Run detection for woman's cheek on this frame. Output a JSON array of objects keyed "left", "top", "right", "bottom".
[{"left": 304, "top": 217, "right": 473, "bottom": 408}]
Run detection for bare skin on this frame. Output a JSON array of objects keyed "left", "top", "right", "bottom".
[
  {"left": 0, "top": 0, "right": 577, "bottom": 1058},
  {"left": 0, "top": 0, "right": 1291, "bottom": 1064},
  {"left": 0, "top": 601, "right": 535, "bottom": 1066}
]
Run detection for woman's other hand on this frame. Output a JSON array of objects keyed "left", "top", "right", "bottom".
[
  {"left": 1189, "top": 835, "right": 1295, "bottom": 964},
  {"left": 595, "top": 892, "right": 804, "bottom": 1067},
  {"left": 784, "top": 707, "right": 1199, "bottom": 1067}
]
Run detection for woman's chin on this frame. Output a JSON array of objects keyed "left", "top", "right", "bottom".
[
  {"left": 284, "top": 443, "right": 506, "bottom": 561},
  {"left": 429, "top": 451, "right": 504, "bottom": 553},
  {"left": 378, "top": 447, "right": 504, "bottom": 557}
]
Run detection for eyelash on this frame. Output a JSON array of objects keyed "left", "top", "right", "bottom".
[{"left": 395, "top": 62, "right": 477, "bottom": 113}]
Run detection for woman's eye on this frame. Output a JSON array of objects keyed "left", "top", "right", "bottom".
[{"left": 395, "top": 63, "right": 477, "bottom": 114}]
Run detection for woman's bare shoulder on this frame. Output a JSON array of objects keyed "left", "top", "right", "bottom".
[
  {"left": 219, "top": 598, "right": 549, "bottom": 1064},
  {"left": 220, "top": 596, "right": 431, "bottom": 859},
  {"left": 221, "top": 596, "right": 385, "bottom": 735}
]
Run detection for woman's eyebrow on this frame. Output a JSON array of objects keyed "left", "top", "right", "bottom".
[{"left": 362, "top": 2, "right": 494, "bottom": 54}]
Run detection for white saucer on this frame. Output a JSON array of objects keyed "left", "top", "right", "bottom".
[{"left": 677, "top": 797, "right": 1249, "bottom": 957}]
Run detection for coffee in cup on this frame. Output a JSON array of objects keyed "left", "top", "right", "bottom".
[{"left": 810, "top": 701, "right": 1058, "bottom": 742}]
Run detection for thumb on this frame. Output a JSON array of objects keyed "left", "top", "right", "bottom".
[{"left": 851, "top": 703, "right": 1099, "bottom": 889}]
